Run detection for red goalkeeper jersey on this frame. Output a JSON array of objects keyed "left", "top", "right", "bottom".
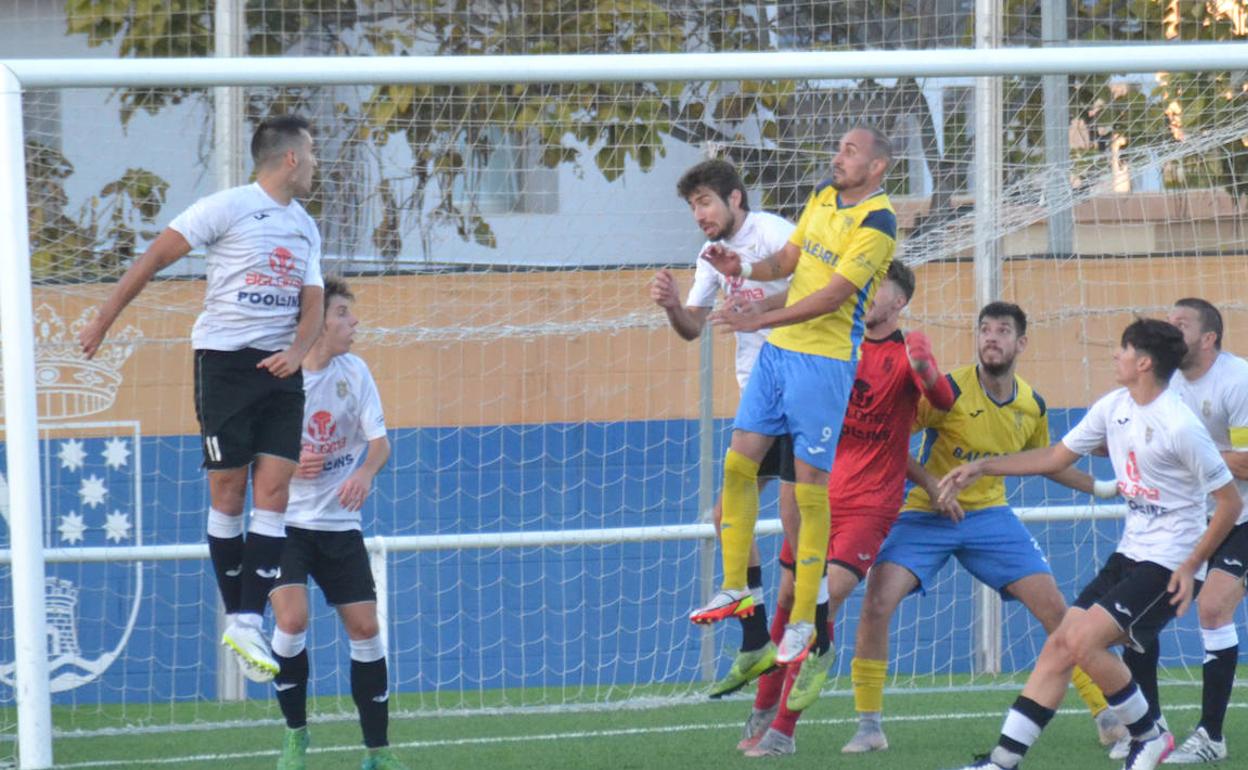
[{"left": 828, "top": 329, "right": 953, "bottom": 510}]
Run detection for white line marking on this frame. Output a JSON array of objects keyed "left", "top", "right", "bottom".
[{"left": 47, "top": 701, "right": 1246, "bottom": 768}]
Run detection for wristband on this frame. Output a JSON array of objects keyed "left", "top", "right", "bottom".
[
  {"left": 739, "top": 262, "right": 753, "bottom": 280},
  {"left": 1093, "top": 479, "right": 1118, "bottom": 499}
]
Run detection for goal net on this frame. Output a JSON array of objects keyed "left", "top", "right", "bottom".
[{"left": 2, "top": 0, "right": 1247, "bottom": 762}]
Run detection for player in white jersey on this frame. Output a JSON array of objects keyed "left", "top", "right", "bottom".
[
  {"left": 268, "top": 278, "right": 407, "bottom": 770},
  {"left": 650, "top": 158, "right": 800, "bottom": 698},
  {"left": 1110, "top": 298, "right": 1248, "bottom": 765},
  {"left": 79, "top": 115, "right": 325, "bottom": 682},
  {"left": 937, "top": 318, "right": 1242, "bottom": 770}
]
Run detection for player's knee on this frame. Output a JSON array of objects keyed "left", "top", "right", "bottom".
[
  {"left": 344, "top": 613, "right": 380, "bottom": 641},
  {"left": 252, "top": 482, "right": 290, "bottom": 512},
  {"left": 1197, "top": 595, "right": 1236, "bottom": 629},
  {"left": 273, "top": 609, "right": 309, "bottom": 635},
  {"left": 1060, "top": 622, "right": 1101, "bottom": 667},
  {"left": 1039, "top": 631, "right": 1075, "bottom": 671},
  {"left": 859, "top": 590, "right": 894, "bottom": 627},
  {"left": 209, "top": 474, "right": 247, "bottom": 513}
]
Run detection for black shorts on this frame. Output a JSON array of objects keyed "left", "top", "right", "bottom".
[
  {"left": 194, "top": 348, "right": 304, "bottom": 469},
  {"left": 1208, "top": 520, "right": 1248, "bottom": 583},
  {"left": 273, "top": 526, "right": 377, "bottom": 606},
  {"left": 1073, "top": 552, "right": 1180, "bottom": 653},
  {"left": 758, "top": 434, "right": 796, "bottom": 483}
]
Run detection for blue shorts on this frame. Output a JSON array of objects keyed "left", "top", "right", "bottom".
[
  {"left": 875, "top": 505, "right": 1052, "bottom": 598},
  {"left": 733, "top": 342, "right": 854, "bottom": 472}
]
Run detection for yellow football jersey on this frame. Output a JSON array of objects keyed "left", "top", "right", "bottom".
[
  {"left": 904, "top": 364, "right": 1050, "bottom": 512},
  {"left": 766, "top": 182, "right": 896, "bottom": 361}
]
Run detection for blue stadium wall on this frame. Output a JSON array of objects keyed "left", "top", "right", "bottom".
[{"left": 0, "top": 407, "right": 1226, "bottom": 705}]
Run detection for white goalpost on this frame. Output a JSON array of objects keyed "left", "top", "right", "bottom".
[{"left": 4, "top": 41, "right": 1248, "bottom": 769}]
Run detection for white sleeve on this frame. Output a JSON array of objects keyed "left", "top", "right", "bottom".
[
  {"left": 303, "top": 227, "right": 324, "bottom": 289},
  {"left": 685, "top": 253, "right": 721, "bottom": 308},
  {"left": 356, "top": 363, "right": 387, "bottom": 441},
  {"left": 1176, "top": 417, "right": 1234, "bottom": 495},
  {"left": 1061, "top": 393, "right": 1111, "bottom": 456},
  {"left": 168, "top": 193, "right": 233, "bottom": 250}
]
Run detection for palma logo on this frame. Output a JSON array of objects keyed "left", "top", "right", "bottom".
[{"left": 0, "top": 304, "right": 144, "bottom": 693}]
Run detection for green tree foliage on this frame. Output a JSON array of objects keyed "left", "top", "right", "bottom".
[
  {"left": 49, "top": 0, "right": 1248, "bottom": 269},
  {"left": 27, "top": 139, "right": 168, "bottom": 281}
]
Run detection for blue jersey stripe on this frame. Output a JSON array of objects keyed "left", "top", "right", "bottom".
[
  {"left": 848, "top": 277, "right": 873, "bottom": 358},
  {"left": 918, "top": 427, "right": 939, "bottom": 466}
]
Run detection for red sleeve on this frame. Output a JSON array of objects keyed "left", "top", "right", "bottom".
[{"left": 911, "top": 368, "right": 956, "bottom": 411}]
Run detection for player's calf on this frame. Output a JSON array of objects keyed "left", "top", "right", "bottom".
[{"left": 351, "top": 635, "right": 391, "bottom": 752}]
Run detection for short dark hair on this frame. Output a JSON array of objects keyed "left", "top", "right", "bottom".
[
  {"left": 676, "top": 159, "right": 750, "bottom": 211},
  {"left": 1174, "top": 297, "right": 1223, "bottom": 349},
  {"left": 885, "top": 260, "right": 915, "bottom": 301},
  {"left": 1121, "top": 318, "right": 1187, "bottom": 383},
  {"left": 850, "top": 124, "right": 893, "bottom": 165},
  {"left": 250, "top": 115, "right": 311, "bottom": 167},
  {"left": 978, "top": 301, "right": 1027, "bottom": 337},
  {"left": 323, "top": 277, "right": 354, "bottom": 315}
]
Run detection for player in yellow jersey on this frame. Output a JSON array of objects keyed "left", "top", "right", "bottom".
[
  {"left": 841, "top": 302, "right": 1128, "bottom": 754},
  {"left": 692, "top": 126, "right": 896, "bottom": 665}
]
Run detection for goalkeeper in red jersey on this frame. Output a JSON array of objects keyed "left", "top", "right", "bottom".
[{"left": 739, "top": 260, "right": 956, "bottom": 756}]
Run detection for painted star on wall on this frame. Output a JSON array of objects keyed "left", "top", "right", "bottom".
[
  {"left": 57, "top": 439, "right": 86, "bottom": 472},
  {"left": 103, "top": 510, "right": 132, "bottom": 543},
  {"left": 57, "top": 512, "right": 86, "bottom": 544},
  {"left": 78, "top": 474, "right": 107, "bottom": 509},
  {"left": 102, "top": 437, "right": 131, "bottom": 470}
]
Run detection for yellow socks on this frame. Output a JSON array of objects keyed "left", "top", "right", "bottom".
[
  {"left": 719, "top": 449, "right": 760, "bottom": 590},
  {"left": 852, "top": 657, "right": 888, "bottom": 713},
  {"left": 790, "top": 482, "right": 831, "bottom": 624},
  {"left": 1072, "top": 665, "right": 1109, "bottom": 715}
]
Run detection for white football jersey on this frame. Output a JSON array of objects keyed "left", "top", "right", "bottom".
[
  {"left": 1062, "top": 387, "right": 1233, "bottom": 571},
  {"left": 1169, "top": 351, "right": 1248, "bottom": 524},
  {"left": 169, "top": 183, "right": 324, "bottom": 352},
  {"left": 286, "top": 353, "right": 387, "bottom": 532},
  {"left": 685, "top": 211, "right": 794, "bottom": 390}
]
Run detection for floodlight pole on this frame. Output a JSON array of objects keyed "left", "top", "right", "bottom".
[
  {"left": 0, "top": 63, "right": 55, "bottom": 770},
  {"left": 973, "top": 0, "right": 1004, "bottom": 677},
  {"left": 1043, "top": 0, "right": 1074, "bottom": 256}
]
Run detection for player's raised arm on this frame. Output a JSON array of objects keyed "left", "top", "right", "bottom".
[
  {"left": 727, "top": 230, "right": 887, "bottom": 334},
  {"left": 702, "top": 240, "right": 799, "bottom": 285},
  {"left": 904, "top": 330, "right": 955, "bottom": 411},
  {"left": 78, "top": 227, "right": 192, "bottom": 359},
  {"left": 650, "top": 268, "right": 710, "bottom": 341}
]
